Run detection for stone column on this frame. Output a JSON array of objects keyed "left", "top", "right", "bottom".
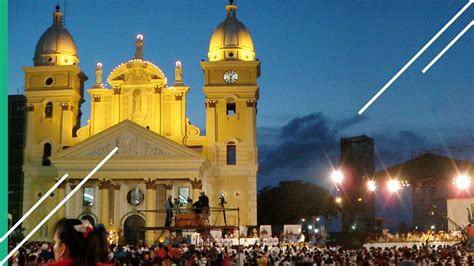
[
  {"left": 59, "top": 103, "right": 72, "bottom": 145},
  {"left": 205, "top": 100, "right": 217, "bottom": 162},
  {"left": 112, "top": 87, "right": 121, "bottom": 124},
  {"left": 153, "top": 86, "right": 162, "bottom": 133},
  {"left": 68, "top": 182, "right": 79, "bottom": 218},
  {"left": 99, "top": 180, "right": 111, "bottom": 224},
  {"left": 190, "top": 178, "right": 202, "bottom": 202},
  {"left": 57, "top": 181, "right": 67, "bottom": 218},
  {"left": 145, "top": 179, "right": 158, "bottom": 245},
  {"left": 112, "top": 183, "right": 121, "bottom": 225}
]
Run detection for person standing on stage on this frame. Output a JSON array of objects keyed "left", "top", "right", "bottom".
[
  {"left": 185, "top": 198, "right": 194, "bottom": 214},
  {"left": 165, "top": 195, "right": 174, "bottom": 227},
  {"left": 199, "top": 191, "right": 210, "bottom": 220}
]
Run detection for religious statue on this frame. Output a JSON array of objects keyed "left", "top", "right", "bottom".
[
  {"left": 107, "top": 219, "right": 120, "bottom": 245},
  {"left": 133, "top": 90, "right": 142, "bottom": 114},
  {"left": 135, "top": 34, "right": 144, "bottom": 59},
  {"left": 95, "top": 62, "right": 103, "bottom": 86},
  {"left": 175, "top": 61, "right": 183, "bottom": 84}
]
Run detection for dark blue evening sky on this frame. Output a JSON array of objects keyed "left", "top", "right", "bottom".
[{"left": 8, "top": 0, "right": 474, "bottom": 227}]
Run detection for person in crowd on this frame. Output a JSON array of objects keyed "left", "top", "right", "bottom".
[
  {"left": 45, "top": 218, "right": 110, "bottom": 266},
  {"left": 465, "top": 223, "right": 474, "bottom": 250}
]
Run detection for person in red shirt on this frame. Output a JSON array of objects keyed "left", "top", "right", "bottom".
[
  {"left": 465, "top": 224, "right": 474, "bottom": 250},
  {"left": 45, "top": 218, "right": 112, "bottom": 266}
]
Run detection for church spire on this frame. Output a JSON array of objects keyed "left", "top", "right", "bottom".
[
  {"left": 226, "top": 1, "right": 237, "bottom": 18},
  {"left": 53, "top": 4, "right": 64, "bottom": 26}
]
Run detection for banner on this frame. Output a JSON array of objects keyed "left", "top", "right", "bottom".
[
  {"left": 447, "top": 198, "right": 474, "bottom": 230},
  {"left": 283, "top": 224, "right": 301, "bottom": 234}
]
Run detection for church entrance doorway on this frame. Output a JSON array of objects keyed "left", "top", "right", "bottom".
[{"left": 123, "top": 215, "right": 145, "bottom": 245}]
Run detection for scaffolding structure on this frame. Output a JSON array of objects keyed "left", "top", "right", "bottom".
[{"left": 137, "top": 207, "right": 240, "bottom": 245}]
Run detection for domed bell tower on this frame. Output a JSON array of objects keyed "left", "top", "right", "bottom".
[
  {"left": 201, "top": 0, "right": 260, "bottom": 225},
  {"left": 23, "top": 5, "right": 87, "bottom": 158},
  {"left": 21, "top": 5, "right": 87, "bottom": 239}
]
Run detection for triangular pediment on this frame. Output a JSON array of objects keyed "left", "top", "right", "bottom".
[{"left": 54, "top": 120, "right": 204, "bottom": 160}]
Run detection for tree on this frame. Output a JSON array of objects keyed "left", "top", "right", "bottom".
[{"left": 257, "top": 180, "right": 338, "bottom": 225}]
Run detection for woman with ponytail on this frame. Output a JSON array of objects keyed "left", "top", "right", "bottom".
[{"left": 45, "top": 218, "right": 112, "bottom": 266}]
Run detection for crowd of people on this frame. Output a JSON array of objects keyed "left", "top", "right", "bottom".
[
  {"left": 8, "top": 238, "right": 472, "bottom": 265},
  {"left": 7, "top": 219, "right": 471, "bottom": 266},
  {"left": 365, "top": 230, "right": 464, "bottom": 243}
]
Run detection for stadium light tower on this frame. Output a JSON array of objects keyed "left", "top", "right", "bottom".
[
  {"left": 387, "top": 179, "right": 401, "bottom": 193},
  {"left": 454, "top": 174, "right": 471, "bottom": 190},
  {"left": 367, "top": 180, "right": 376, "bottom": 192},
  {"left": 331, "top": 170, "right": 344, "bottom": 184}
]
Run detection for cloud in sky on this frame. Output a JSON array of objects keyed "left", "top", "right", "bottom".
[{"left": 257, "top": 112, "right": 432, "bottom": 189}]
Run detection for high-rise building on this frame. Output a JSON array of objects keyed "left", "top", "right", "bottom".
[
  {"left": 8, "top": 95, "right": 26, "bottom": 225},
  {"left": 339, "top": 136, "right": 375, "bottom": 236}
]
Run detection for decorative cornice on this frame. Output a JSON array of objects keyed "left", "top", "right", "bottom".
[
  {"left": 190, "top": 178, "right": 202, "bottom": 190},
  {"left": 60, "top": 103, "right": 69, "bottom": 111},
  {"left": 98, "top": 179, "right": 112, "bottom": 190},
  {"left": 175, "top": 93, "right": 183, "bottom": 101},
  {"left": 93, "top": 95, "right": 101, "bottom": 102},
  {"left": 206, "top": 100, "right": 217, "bottom": 108},
  {"left": 113, "top": 183, "right": 121, "bottom": 190},
  {"left": 154, "top": 86, "right": 162, "bottom": 94},
  {"left": 164, "top": 183, "right": 173, "bottom": 190},
  {"left": 246, "top": 100, "right": 256, "bottom": 108},
  {"left": 58, "top": 179, "right": 68, "bottom": 189},
  {"left": 144, "top": 179, "right": 158, "bottom": 190},
  {"left": 69, "top": 182, "right": 78, "bottom": 190},
  {"left": 113, "top": 87, "right": 121, "bottom": 95}
]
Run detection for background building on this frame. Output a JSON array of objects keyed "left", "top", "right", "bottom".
[
  {"left": 8, "top": 95, "right": 26, "bottom": 225},
  {"left": 339, "top": 135, "right": 375, "bottom": 237},
  {"left": 20, "top": 3, "right": 260, "bottom": 244}
]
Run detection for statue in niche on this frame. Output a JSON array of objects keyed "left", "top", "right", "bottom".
[{"left": 133, "top": 90, "right": 142, "bottom": 114}]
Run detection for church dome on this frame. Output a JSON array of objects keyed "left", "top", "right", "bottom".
[
  {"left": 208, "top": 3, "right": 255, "bottom": 62},
  {"left": 33, "top": 5, "right": 79, "bottom": 66}
]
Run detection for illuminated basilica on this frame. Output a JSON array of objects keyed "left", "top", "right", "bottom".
[{"left": 21, "top": 2, "right": 260, "bottom": 244}]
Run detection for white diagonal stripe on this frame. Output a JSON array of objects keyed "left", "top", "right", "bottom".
[
  {"left": 422, "top": 20, "right": 474, "bottom": 73},
  {"left": 1, "top": 147, "right": 118, "bottom": 265},
  {"left": 0, "top": 173, "right": 69, "bottom": 242},
  {"left": 358, "top": 0, "right": 473, "bottom": 115}
]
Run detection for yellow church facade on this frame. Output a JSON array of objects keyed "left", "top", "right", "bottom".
[{"left": 21, "top": 3, "right": 260, "bottom": 244}]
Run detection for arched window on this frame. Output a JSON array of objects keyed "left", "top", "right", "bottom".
[
  {"left": 226, "top": 99, "right": 236, "bottom": 116},
  {"left": 227, "top": 142, "right": 236, "bottom": 165},
  {"left": 45, "top": 102, "right": 53, "bottom": 118},
  {"left": 42, "top": 143, "right": 51, "bottom": 166}
]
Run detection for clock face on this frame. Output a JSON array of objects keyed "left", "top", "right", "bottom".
[{"left": 223, "top": 70, "right": 238, "bottom": 84}]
